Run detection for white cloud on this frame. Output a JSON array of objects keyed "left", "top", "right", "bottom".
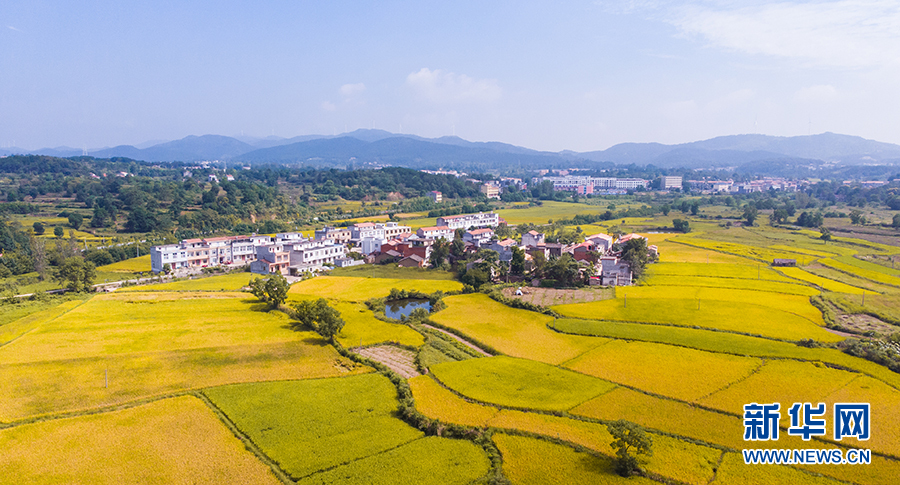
[
  {"left": 665, "top": 1, "right": 900, "bottom": 69},
  {"left": 795, "top": 84, "right": 838, "bottom": 102},
  {"left": 406, "top": 68, "right": 501, "bottom": 103},
  {"left": 339, "top": 83, "right": 366, "bottom": 97},
  {"left": 7, "top": 25, "right": 22, "bottom": 32},
  {"left": 321, "top": 101, "right": 336, "bottom": 111}
]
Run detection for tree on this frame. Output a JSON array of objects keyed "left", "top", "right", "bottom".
[
  {"left": 621, "top": 238, "right": 651, "bottom": 280},
  {"left": 672, "top": 219, "right": 691, "bottom": 233},
  {"left": 849, "top": 209, "right": 866, "bottom": 225},
  {"left": 893, "top": 213, "right": 900, "bottom": 229},
  {"left": 292, "top": 298, "right": 345, "bottom": 341},
  {"left": 249, "top": 273, "right": 289, "bottom": 308},
  {"left": 68, "top": 213, "right": 83, "bottom": 230},
  {"left": 30, "top": 236, "right": 48, "bottom": 281},
  {"left": 32, "top": 222, "right": 44, "bottom": 235},
  {"left": 819, "top": 226, "right": 832, "bottom": 243},
  {"left": 660, "top": 204, "right": 670, "bottom": 216},
  {"left": 53, "top": 225, "right": 64, "bottom": 238},
  {"left": 55, "top": 257, "right": 96, "bottom": 292},
  {"left": 742, "top": 204, "right": 758, "bottom": 226},
  {"left": 429, "top": 238, "right": 450, "bottom": 269},
  {"left": 772, "top": 208, "right": 789, "bottom": 225},
  {"left": 607, "top": 420, "right": 653, "bottom": 477},
  {"left": 510, "top": 246, "right": 526, "bottom": 276}
]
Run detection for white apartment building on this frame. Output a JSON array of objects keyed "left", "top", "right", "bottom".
[
  {"left": 536, "top": 176, "right": 649, "bottom": 191},
  {"left": 662, "top": 176, "right": 683, "bottom": 190},
  {"left": 436, "top": 212, "right": 500, "bottom": 230},
  {"left": 287, "top": 239, "right": 347, "bottom": 272},
  {"left": 417, "top": 226, "right": 454, "bottom": 240}
]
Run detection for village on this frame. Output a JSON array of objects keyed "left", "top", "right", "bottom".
[{"left": 149, "top": 209, "right": 656, "bottom": 287}]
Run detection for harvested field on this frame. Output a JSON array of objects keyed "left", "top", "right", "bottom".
[
  {"left": 837, "top": 314, "right": 899, "bottom": 335},
  {"left": 500, "top": 286, "right": 613, "bottom": 306},
  {"left": 353, "top": 344, "right": 420, "bottom": 378}
]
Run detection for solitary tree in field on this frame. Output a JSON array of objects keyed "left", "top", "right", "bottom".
[
  {"left": 819, "top": 226, "right": 832, "bottom": 243},
  {"left": 250, "top": 273, "right": 289, "bottom": 308},
  {"left": 53, "top": 225, "right": 64, "bottom": 238},
  {"left": 292, "top": 298, "right": 345, "bottom": 341},
  {"left": 607, "top": 420, "right": 653, "bottom": 477}
]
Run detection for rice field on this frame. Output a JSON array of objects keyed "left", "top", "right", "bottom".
[
  {"left": 409, "top": 375, "right": 500, "bottom": 427},
  {"left": 562, "top": 340, "right": 763, "bottom": 402},
  {"left": 430, "top": 293, "right": 607, "bottom": 364},
  {"left": 642, "top": 274, "right": 819, "bottom": 296},
  {"left": 121, "top": 272, "right": 254, "bottom": 292},
  {"left": 672, "top": 237, "right": 822, "bottom": 265},
  {"left": 96, "top": 254, "right": 151, "bottom": 273},
  {"left": 775, "top": 267, "right": 868, "bottom": 294},
  {"left": 646, "top": 262, "right": 794, "bottom": 281},
  {"left": 0, "top": 396, "right": 281, "bottom": 485},
  {"left": 333, "top": 301, "right": 425, "bottom": 348},
  {"left": 492, "top": 434, "right": 657, "bottom": 485},
  {"left": 429, "top": 356, "right": 616, "bottom": 412},
  {"left": 552, "top": 296, "right": 840, "bottom": 342},
  {"left": 295, "top": 436, "right": 490, "bottom": 485},
  {"left": 819, "top": 258, "right": 900, "bottom": 287},
  {"left": 697, "top": 360, "right": 861, "bottom": 415},
  {"left": 289, "top": 275, "right": 462, "bottom": 301},
  {"left": 203, "top": 374, "right": 425, "bottom": 480},
  {"left": 655, "top": 238, "right": 755, "bottom": 264},
  {"left": 0, "top": 292, "right": 364, "bottom": 420},
  {"left": 714, "top": 452, "right": 844, "bottom": 485}
]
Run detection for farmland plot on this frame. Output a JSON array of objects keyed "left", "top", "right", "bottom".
[
  {"left": 0, "top": 396, "right": 280, "bottom": 485},
  {"left": 289, "top": 275, "right": 462, "bottom": 301}
]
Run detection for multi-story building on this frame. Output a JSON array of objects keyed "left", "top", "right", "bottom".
[
  {"left": 249, "top": 243, "right": 291, "bottom": 275},
  {"left": 349, "top": 222, "right": 411, "bottom": 243},
  {"left": 480, "top": 183, "right": 500, "bottom": 200},
  {"left": 417, "top": 226, "right": 454, "bottom": 240},
  {"left": 535, "top": 176, "right": 649, "bottom": 192},
  {"left": 314, "top": 226, "right": 352, "bottom": 244},
  {"left": 462, "top": 228, "right": 494, "bottom": 247},
  {"left": 436, "top": 212, "right": 500, "bottom": 230},
  {"left": 429, "top": 191, "right": 442, "bottom": 203},
  {"left": 286, "top": 239, "right": 347, "bottom": 272},
  {"left": 521, "top": 230, "right": 545, "bottom": 248},
  {"left": 381, "top": 221, "right": 412, "bottom": 239},
  {"left": 662, "top": 176, "right": 683, "bottom": 190}
]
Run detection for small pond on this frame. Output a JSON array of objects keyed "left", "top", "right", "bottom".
[{"left": 385, "top": 299, "right": 431, "bottom": 319}]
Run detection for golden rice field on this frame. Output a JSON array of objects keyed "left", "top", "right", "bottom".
[
  {"left": 333, "top": 301, "right": 425, "bottom": 348},
  {"left": 96, "top": 254, "right": 151, "bottom": 273},
  {"left": 552, "top": 296, "right": 840, "bottom": 342},
  {"left": 492, "top": 434, "right": 658, "bottom": 485},
  {"left": 697, "top": 360, "right": 861, "bottom": 416},
  {"left": 672, "top": 237, "right": 822, "bottom": 265},
  {"left": 429, "top": 356, "right": 615, "bottom": 412},
  {"left": 655, "top": 238, "right": 754, "bottom": 264},
  {"left": 0, "top": 396, "right": 281, "bottom": 485},
  {"left": 562, "top": 340, "right": 764, "bottom": 402},
  {"left": 122, "top": 272, "right": 254, "bottom": 292},
  {"left": 0, "top": 292, "right": 364, "bottom": 421},
  {"left": 645, "top": 262, "right": 794, "bottom": 281},
  {"left": 714, "top": 452, "right": 843, "bottom": 485},
  {"left": 408, "top": 375, "right": 499, "bottom": 427},
  {"left": 430, "top": 293, "right": 607, "bottom": 364},
  {"left": 616, "top": 285, "right": 826, "bottom": 323},
  {"left": 0, "top": 299, "right": 84, "bottom": 346},
  {"left": 821, "top": 376, "right": 900, "bottom": 457},
  {"left": 775, "top": 266, "right": 868, "bottom": 294},
  {"left": 819, "top": 258, "right": 900, "bottom": 287},
  {"left": 288, "top": 275, "right": 462, "bottom": 301},
  {"left": 642, "top": 274, "right": 819, "bottom": 295}
]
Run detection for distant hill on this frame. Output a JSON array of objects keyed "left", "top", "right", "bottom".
[
  {"left": 580, "top": 133, "right": 900, "bottom": 168},
  {"left": 12, "top": 130, "right": 900, "bottom": 173}
]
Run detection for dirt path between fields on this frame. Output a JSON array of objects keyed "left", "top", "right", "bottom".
[
  {"left": 421, "top": 324, "right": 492, "bottom": 357},
  {"left": 352, "top": 345, "right": 420, "bottom": 378}
]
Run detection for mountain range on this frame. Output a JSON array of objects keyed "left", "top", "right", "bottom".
[{"left": 3, "top": 130, "right": 900, "bottom": 171}]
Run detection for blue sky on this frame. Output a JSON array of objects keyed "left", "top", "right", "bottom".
[{"left": 2, "top": 1, "right": 899, "bottom": 152}]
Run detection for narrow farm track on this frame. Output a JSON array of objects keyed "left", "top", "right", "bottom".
[
  {"left": 353, "top": 345, "right": 420, "bottom": 378},
  {"left": 421, "top": 324, "right": 492, "bottom": 357}
]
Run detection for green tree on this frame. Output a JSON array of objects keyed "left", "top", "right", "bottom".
[
  {"left": 771, "top": 208, "right": 789, "bottom": 225},
  {"left": 607, "top": 420, "right": 653, "bottom": 477},
  {"left": 55, "top": 257, "right": 96, "bottom": 292},
  {"left": 429, "top": 238, "right": 450, "bottom": 269},
  {"left": 742, "top": 204, "right": 758, "bottom": 226},
  {"left": 849, "top": 209, "right": 866, "bottom": 225},
  {"left": 68, "top": 213, "right": 84, "bottom": 230},
  {"left": 249, "top": 273, "right": 289, "bottom": 308},
  {"left": 292, "top": 298, "right": 345, "bottom": 341},
  {"left": 819, "top": 226, "right": 832, "bottom": 243},
  {"left": 53, "top": 225, "right": 65, "bottom": 238},
  {"left": 32, "top": 222, "right": 44, "bottom": 235},
  {"left": 510, "top": 246, "right": 526, "bottom": 276},
  {"left": 893, "top": 213, "right": 900, "bottom": 229},
  {"left": 621, "top": 238, "right": 651, "bottom": 280},
  {"left": 660, "top": 204, "right": 670, "bottom": 216},
  {"left": 672, "top": 219, "right": 691, "bottom": 233}
]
